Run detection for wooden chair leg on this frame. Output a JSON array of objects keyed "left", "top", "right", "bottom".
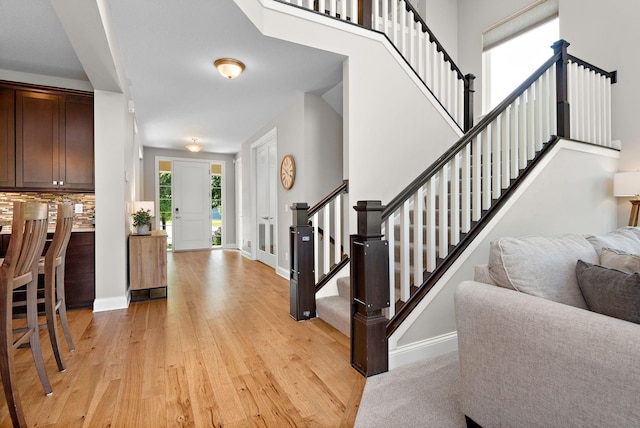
[
  {"left": 55, "top": 264, "right": 74, "bottom": 352},
  {"left": 0, "top": 287, "right": 27, "bottom": 427},
  {"left": 45, "top": 264, "right": 65, "bottom": 372},
  {"left": 26, "top": 272, "right": 52, "bottom": 395}
]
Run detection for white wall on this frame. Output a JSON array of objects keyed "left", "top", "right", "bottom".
[
  {"left": 93, "top": 90, "right": 133, "bottom": 311},
  {"left": 391, "top": 141, "right": 619, "bottom": 364},
  {"left": 240, "top": 92, "right": 343, "bottom": 273},
  {"left": 141, "top": 147, "right": 237, "bottom": 247},
  {"left": 235, "top": 0, "right": 462, "bottom": 238},
  {"left": 457, "top": 0, "right": 640, "bottom": 226}
]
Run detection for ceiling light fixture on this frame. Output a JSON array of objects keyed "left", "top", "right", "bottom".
[
  {"left": 214, "top": 58, "right": 245, "bottom": 79},
  {"left": 186, "top": 138, "right": 202, "bottom": 153}
]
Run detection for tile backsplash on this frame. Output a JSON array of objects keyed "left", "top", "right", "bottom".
[{"left": 0, "top": 192, "right": 95, "bottom": 230}]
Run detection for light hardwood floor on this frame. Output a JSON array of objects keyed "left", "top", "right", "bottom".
[{"left": 5, "top": 250, "right": 365, "bottom": 427}]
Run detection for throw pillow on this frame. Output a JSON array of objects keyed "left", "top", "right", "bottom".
[
  {"left": 575, "top": 260, "right": 640, "bottom": 324},
  {"left": 585, "top": 228, "right": 640, "bottom": 256},
  {"left": 488, "top": 234, "right": 598, "bottom": 309},
  {"left": 600, "top": 247, "right": 640, "bottom": 274}
]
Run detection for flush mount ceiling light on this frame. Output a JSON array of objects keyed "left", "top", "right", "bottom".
[
  {"left": 186, "top": 138, "right": 202, "bottom": 152},
  {"left": 214, "top": 58, "right": 245, "bottom": 79}
]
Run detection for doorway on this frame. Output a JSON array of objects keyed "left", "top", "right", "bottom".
[
  {"left": 251, "top": 129, "right": 278, "bottom": 268},
  {"left": 156, "top": 157, "right": 225, "bottom": 251}
]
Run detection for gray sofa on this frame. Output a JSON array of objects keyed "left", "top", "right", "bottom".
[{"left": 455, "top": 229, "right": 640, "bottom": 427}]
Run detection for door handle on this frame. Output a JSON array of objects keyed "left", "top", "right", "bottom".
[{"left": 262, "top": 216, "right": 269, "bottom": 220}]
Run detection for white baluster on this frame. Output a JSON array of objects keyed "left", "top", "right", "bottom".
[
  {"left": 323, "top": 205, "right": 331, "bottom": 273},
  {"left": 413, "top": 187, "right": 424, "bottom": 286},
  {"left": 461, "top": 144, "right": 471, "bottom": 233},
  {"left": 501, "top": 110, "right": 510, "bottom": 189},
  {"left": 550, "top": 63, "right": 557, "bottom": 137},
  {"left": 417, "top": 24, "right": 424, "bottom": 81},
  {"left": 400, "top": 200, "right": 411, "bottom": 302},
  {"left": 400, "top": 6, "right": 407, "bottom": 58},
  {"left": 535, "top": 75, "right": 543, "bottom": 151},
  {"left": 491, "top": 115, "right": 501, "bottom": 200},
  {"left": 318, "top": 0, "right": 326, "bottom": 14},
  {"left": 605, "top": 75, "right": 612, "bottom": 146},
  {"left": 518, "top": 95, "right": 527, "bottom": 169},
  {"left": 339, "top": 0, "right": 347, "bottom": 21},
  {"left": 391, "top": 0, "right": 397, "bottom": 45},
  {"left": 510, "top": 101, "right": 519, "bottom": 179},
  {"left": 471, "top": 136, "right": 481, "bottom": 222},
  {"left": 438, "top": 167, "right": 448, "bottom": 259},
  {"left": 481, "top": 128, "right": 492, "bottom": 210},
  {"left": 382, "top": 0, "right": 389, "bottom": 35},
  {"left": 312, "top": 212, "right": 320, "bottom": 283},
  {"left": 426, "top": 177, "right": 436, "bottom": 272},
  {"left": 334, "top": 196, "right": 341, "bottom": 264},
  {"left": 385, "top": 215, "right": 396, "bottom": 318},
  {"left": 328, "top": 0, "right": 336, "bottom": 17},
  {"left": 373, "top": 0, "right": 380, "bottom": 30},
  {"left": 351, "top": 0, "right": 358, "bottom": 24},
  {"left": 450, "top": 154, "right": 460, "bottom": 245},
  {"left": 526, "top": 87, "right": 535, "bottom": 159}
]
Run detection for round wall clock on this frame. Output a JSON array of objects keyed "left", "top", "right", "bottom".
[{"left": 280, "top": 154, "right": 295, "bottom": 190}]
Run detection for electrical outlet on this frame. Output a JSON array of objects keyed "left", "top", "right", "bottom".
[{"left": 75, "top": 203, "right": 83, "bottom": 214}]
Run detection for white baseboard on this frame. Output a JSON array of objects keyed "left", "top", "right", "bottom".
[
  {"left": 276, "top": 266, "right": 289, "bottom": 280},
  {"left": 241, "top": 250, "right": 253, "bottom": 259},
  {"left": 93, "top": 295, "right": 129, "bottom": 312},
  {"left": 389, "top": 331, "right": 458, "bottom": 370},
  {"left": 223, "top": 243, "right": 238, "bottom": 250}
]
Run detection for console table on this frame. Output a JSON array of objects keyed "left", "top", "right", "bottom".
[{"left": 129, "top": 230, "right": 167, "bottom": 301}]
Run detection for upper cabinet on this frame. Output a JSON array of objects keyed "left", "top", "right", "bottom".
[
  {"left": 2, "top": 81, "right": 94, "bottom": 192},
  {"left": 0, "top": 88, "right": 15, "bottom": 188}
]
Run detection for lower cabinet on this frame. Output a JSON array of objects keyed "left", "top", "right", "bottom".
[
  {"left": 1, "top": 230, "right": 95, "bottom": 309},
  {"left": 63, "top": 231, "right": 95, "bottom": 309},
  {"left": 128, "top": 230, "right": 168, "bottom": 301}
]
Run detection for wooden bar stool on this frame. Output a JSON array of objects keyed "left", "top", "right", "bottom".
[
  {"left": 13, "top": 204, "right": 75, "bottom": 372},
  {"left": 0, "top": 202, "right": 51, "bottom": 427},
  {"left": 41, "top": 203, "right": 75, "bottom": 371}
]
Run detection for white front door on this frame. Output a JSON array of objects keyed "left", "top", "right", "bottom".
[
  {"left": 255, "top": 139, "right": 277, "bottom": 267},
  {"left": 173, "top": 160, "right": 211, "bottom": 251}
]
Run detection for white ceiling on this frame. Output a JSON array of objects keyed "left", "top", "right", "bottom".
[{"left": 0, "top": 0, "right": 345, "bottom": 154}]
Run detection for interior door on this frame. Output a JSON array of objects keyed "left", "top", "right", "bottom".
[
  {"left": 256, "top": 141, "right": 277, "bottom": 267},
  {"left": 173, "top": 160, "right": 211, "bottom": 251}
]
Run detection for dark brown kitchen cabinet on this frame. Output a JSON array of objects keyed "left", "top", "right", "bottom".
[
  {"left": 0, "top": 88, "right": 15, "bottom": 187},
  {"left": 15, "top": 89, "right": 94, "bottom": 191}
]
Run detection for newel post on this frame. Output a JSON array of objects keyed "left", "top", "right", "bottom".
[
  {"left": 350, "top": 201, "right": 390, "bottom": 377},
  {"left": 289, "top": 203, "right": 315, "bottom": 321},
  {"left": 463, "top": 73, "right": 476, "bottom": 132},
  {"left": 553, "top": 39, "right": 570, "bottom": 138}
]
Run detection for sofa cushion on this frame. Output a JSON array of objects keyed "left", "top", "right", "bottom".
[
  {"left": 585, "top": 228, "right": 640, "bottom": 256},
  {"left": 600, "top": 248, "right": 640, "bottom": 274},
  {"left": 575, "top": 260, "right": 640, "bottom": 324},
  {"left": 488, "top": 235, "right": 597, "bottom": 308}
]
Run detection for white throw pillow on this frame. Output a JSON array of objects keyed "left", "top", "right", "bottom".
[{"left": 488, "top": 234, "right": 598, "bottom": 309}]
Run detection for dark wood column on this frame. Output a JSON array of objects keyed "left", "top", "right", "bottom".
[
  {"left": 350, "top": 201, "right": 390, "bottom": 377},
  {"left": 553, "top": 39, "right": 570, "bottom": 138},
  {"left": 463, "top": 73, "right": 476, "bottom": 132},
  {"left": 289, "top": 203, "right": 315, "bottom": 321}
]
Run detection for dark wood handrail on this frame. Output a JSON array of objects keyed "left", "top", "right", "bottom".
[
  {"left": 399, "top": 1, "right": 464, "bottom": 79},
  {"left": 386, "top": 135, "right": 561, "bottom": 335},
  {"left": 567, "top": 54, "right": 618, "bottom": 83},
  {"left": 308, "top": 179, "right": 349, "bottom": 218},
  {"left": 381, "top": 53, "right": 560, "bottom": 220}
]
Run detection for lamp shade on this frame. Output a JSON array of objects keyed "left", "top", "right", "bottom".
[
  {"left": 613, "top": 172, "right": 640, "bottom": 197},
  {"left": 133, "top": 201, "right": 155, "bottom": 215}
]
